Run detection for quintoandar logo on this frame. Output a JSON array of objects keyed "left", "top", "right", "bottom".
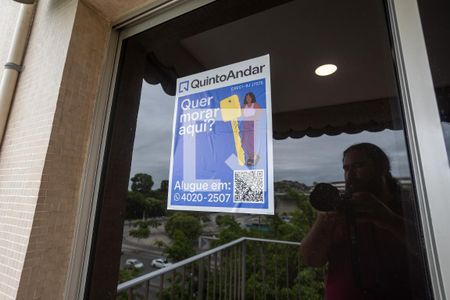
[{"left": 179, "top": 80, "right": 189, "bottom": 93}]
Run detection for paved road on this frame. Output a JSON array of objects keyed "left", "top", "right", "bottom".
[
  {"left": 120, "top": 242, "right": 167, "bottom": 274},
  {"left": 119, "top": 243, "right": 170, "bottom": 298}
]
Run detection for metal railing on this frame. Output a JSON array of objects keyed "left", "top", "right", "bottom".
[{"left": 117, "top": 237, "right": 302, "bottom": 300}]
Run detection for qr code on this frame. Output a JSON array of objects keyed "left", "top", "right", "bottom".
[{"left": 233, "top": 170, "right": 264, "bottom": 203}]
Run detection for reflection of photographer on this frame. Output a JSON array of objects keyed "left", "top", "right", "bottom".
[{"left": 300, "top": 143, "right": 426, "bottom": 300}]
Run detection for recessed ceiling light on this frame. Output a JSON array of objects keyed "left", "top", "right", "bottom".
[{"left": 315, "top": 64, "right": 337, "bottom": 76}]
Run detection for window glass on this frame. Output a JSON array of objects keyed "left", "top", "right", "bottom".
[{"left": 87, "top": 1, "right": 433, "bottom": 299}]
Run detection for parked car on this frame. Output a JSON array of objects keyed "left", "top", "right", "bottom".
[
  {"left": 125, "top": 258, "right": 144, "bottom": 269},
  {"left": 151, "top": 258, "right": 172, "bottom": 268},
  {"left": 281, "top": 215, "right": 291, "bottom": 222}
]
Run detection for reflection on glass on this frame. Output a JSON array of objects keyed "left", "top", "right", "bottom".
[
  {"left": 302, "top": 143, "right": 424, "bottom": 299},
  {"left": 112, "top": 0, "right": 431, "bottom": 298},
  {"left": 117, "top": 81, "right": 426, "bottom": 299}
]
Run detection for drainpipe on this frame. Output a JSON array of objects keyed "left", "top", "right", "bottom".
[{"left": 0, "top": 1, "right": 37, "bottom": 144}]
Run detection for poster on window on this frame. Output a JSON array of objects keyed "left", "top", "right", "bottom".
[{"left": 168, "top": 55, "right": 274, "bottom": 214}]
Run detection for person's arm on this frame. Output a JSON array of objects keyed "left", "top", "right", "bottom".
[
  {"left": 247, "top": 102, "right": 263, "bottom": 120},
  {"left": 300, "top": 212, "right": 341, "bottom": 267},
  {"left": 350, "top": 192, "right": 420, "bottom": 256}
]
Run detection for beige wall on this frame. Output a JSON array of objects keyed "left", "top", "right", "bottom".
[
  {"left": 0, "top": 0, "right": 111, "bottom": 298},
  {"left": 15, "top": 2, "right": 111, "bottom": 298},
  {"left": 0, "top": 0, "right": 79, "bottom": 298},
  {"left": 0, "top": 0, "right": 161, "bottom": 298}
]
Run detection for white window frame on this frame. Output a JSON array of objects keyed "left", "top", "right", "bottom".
[{"left": 388, "top": 0, "right": 450, "bottom": 298}]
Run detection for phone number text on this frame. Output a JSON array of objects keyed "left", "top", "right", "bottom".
[{"left": 173, "top": 192, "right": 231, "bottom": 203}]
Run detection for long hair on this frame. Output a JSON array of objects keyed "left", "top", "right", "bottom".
[
  {"left": 343, "top": 143, "right": 400, "bottom": 194},
  {"left": 244, "top": 92, "right": 256, "bottom": 104}
]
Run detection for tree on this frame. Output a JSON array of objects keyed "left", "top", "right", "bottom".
[
  {"left": 154, "top": 239, "right": 165, "bottom": 249},
  {"left": 146, "top": 197, "right": 165, "bottom": 218},
  {"left": 117, "top": 267, "right": 144, "bottom": 300},
  {"left": 125, "top": 191, "right": 147, "bottom": 219},
  {"left": 129, "top": 225, "right": 150, "bottom": 239},
  {"left": 215, "top": 215, "right": 247, "bottom": 244},
  {"left": 165, "top": 213, "right": 202, "bottom": 241},
  {"left": 125, "top": 192, "right": 166, "bottom": 220},
  {"left": 160, "top": 180, "right": 169, "bottom": 193},
  {"left": 163, "top": 213, "right": 202, "bottom": 262},
  {"left": 164, "top": 230, "right": 196, "bottom": 261},
  {"left": 129, "top": 218, "right": 161, "bottom": 239},
  {"left": 131, "top": 173, "right": 154, "bottom": 195}
]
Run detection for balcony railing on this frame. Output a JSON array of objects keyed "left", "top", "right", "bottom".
[{"left": 117, "top": 237, "right": 302, "bottom": 300}]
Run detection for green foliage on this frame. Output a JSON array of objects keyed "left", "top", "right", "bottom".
[
  {"left": 215, "top": 215, "right": 247, "bottom": 244},
  {"left": 216, "top": 215, "right": 238, "bottom": 227},
  {"left": 146, "top": 189, "right": 168, "bottom": 201},
  {"left": 122, "top": 178, "right": 325, "bottom": 299},
  {"left": 210, "top": 189, "right": 324, "bottom": 299},
  {"left": 200, "top": 214, "right": 211, "bottom": 223},
  {"left": 125, "top": 191, "right": 147, "bottom": 220},
  {"left": 183, "top": 211, "right": 211, "bottom": 223},
  {"left": 267, "top": 213, "right": 283, "bottom": 237},
  {"left": 118, "top": 267, "right": 143, "bottom": 283},
  {"left": 236, "top": 241, "right": 324, "bottom": 299},
  {"left": 131, "top": 173, "right": 154, "bottom": 195},
  {"left": 129, "top": 226, "right": 150, "bottom": 239},
  {"left": 157, "top": 271, "right": 196, "bottom": 300},
  {"left": 146, "top": 197, "right": 166, "bottom": 217},
  {"left": 298, "top": 267, "right": 325, "bottom": 300},
  {"left": 291, "top": 189, "right": 316, "bottom": 227},
  {"left": 129, "top": 219, "right": 161, "bottom": 239},
  {"left": 165, "top": 213, "right": 202, "bottom": 241},
  {"left": 125, "top": 192, "right": 165, "bottom": 220},
  {"left": 163, "top": 213, "right": 201, "bottom": 262},
  {"left": 154, "top": 239, "right": 165, "bottom": 249},
  {"left": 160, "top": 180, "right": 169, "bottom": 193},
  {"left": 126, "top": 173, "right": 168, "bottom": 220},
  {"left": 277, "top": 222, "right": 302, "bottom": 241},
  {"left": 274, "top": 180, "right": 309, "bottom": 193},
  {"left": 117, "top": 268, "right": 144, "bottom": 300},
  {"left": 164, "top": 230, "right": 196, "bottom": 261}
]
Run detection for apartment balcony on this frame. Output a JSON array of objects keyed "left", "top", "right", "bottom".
[{"left": 117, "top": 237, "right": 308, "bottom": 300}]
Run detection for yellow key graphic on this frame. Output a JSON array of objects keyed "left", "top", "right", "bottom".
[{"left": 220, "top": 95, "right": 245, "bottom": 166}]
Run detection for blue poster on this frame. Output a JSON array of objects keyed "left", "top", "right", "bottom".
[{"left": 168, "top": 55, "right": 274, "bottom": 214}]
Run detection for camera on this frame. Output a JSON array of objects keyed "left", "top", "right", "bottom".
[{"left": 309, "top": 183, "right": 351, "bottom": 212}]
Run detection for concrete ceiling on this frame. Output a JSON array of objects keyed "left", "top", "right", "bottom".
[
  {"left": 178, "top": 0, "right": 398, "bottom": 113},
  {"left": 122, "top": 0, "right": 449, "bottom": 116}
]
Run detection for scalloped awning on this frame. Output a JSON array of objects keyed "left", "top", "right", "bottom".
[
  {"left": 272, "top": 98, "right": 402, "bottom": 139},
  {"left": 142, "top": 52, "right": 405, "bottom": 140}
]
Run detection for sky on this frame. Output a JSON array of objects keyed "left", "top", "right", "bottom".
[{"left": 129, "top": 81, "right": 448, "bottom": 189}]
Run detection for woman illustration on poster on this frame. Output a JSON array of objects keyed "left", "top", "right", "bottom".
[{"left": 241, "top": 92, "right": 261, "bottom": 166}]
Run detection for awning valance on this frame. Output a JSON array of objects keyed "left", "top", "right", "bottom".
[{"left": 272, "top": 98, "right": 402, "bottom": 139}]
